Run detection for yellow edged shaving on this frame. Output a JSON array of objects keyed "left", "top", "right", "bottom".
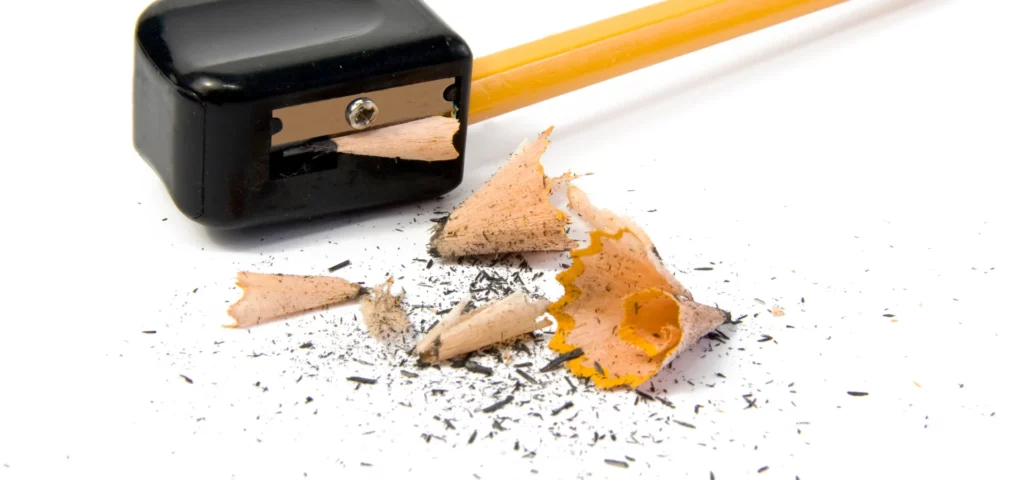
[{"left": 547, "top": 187, "right": 729, "bottom": 389}]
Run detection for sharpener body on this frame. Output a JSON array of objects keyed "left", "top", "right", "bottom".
[{"left": 133, "top": 0, "right": 472, "bottom": 228}]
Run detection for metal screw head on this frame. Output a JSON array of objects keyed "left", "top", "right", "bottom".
[{"left": 346, "top": 97, "right": 378, "bottom": 130}]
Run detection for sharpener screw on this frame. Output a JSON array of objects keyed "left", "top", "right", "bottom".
[{"left": 346, "top": 98, "right": 378, "bottom": 130}]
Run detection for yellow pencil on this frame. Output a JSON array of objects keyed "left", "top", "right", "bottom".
[{"left": 469, "top": 0, "right": 849, "bottom": 124}]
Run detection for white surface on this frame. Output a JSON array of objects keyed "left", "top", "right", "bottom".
[{"left": 2, "top": 0, "right": 1023, "bottom": 479}]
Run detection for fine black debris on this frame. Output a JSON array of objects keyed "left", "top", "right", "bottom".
[
  {"left": 604, "top": 459, "right": 629, "bottom": 468},
  {"left": 482, "top": 396, "right": 514, "bottom": 413},
  {"left": 552, "top": 401, "right": 574, "bottom": 416},
  {"left": 328, "top": 260, "right": 351, "bottom": 272},
  {"left": 539, "top": 349, "right": 584, "bottom": 373}
]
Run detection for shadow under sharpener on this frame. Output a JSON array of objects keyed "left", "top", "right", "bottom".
[{"left": 132, "top": 0, "right": 473, "bottom": 229}]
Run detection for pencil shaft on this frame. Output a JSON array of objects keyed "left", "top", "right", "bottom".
[{"left": 468, "top": 0, "right": 848, "bottom": 123}]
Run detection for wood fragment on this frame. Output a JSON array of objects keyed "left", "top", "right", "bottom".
[
  {"left": 226, "top": 272, "right": 360, "bottom": 328},
  {"left": 359, "top": 277, "right": 411, "bottom": 345},
  {"left": 547, "top": 188, "right": 728, "bottom": 389},
  {"left": 428, "top": 127, "right": 577, "bottom": 257},
  {"left": 566, "top": 186, "right": 685, "bottom": 295},
  {"left": 332, "top": 116, "right": 459, "bottom": 161},
  {"left": 413, "top": 292, "right": 552, "bottom": 363}
]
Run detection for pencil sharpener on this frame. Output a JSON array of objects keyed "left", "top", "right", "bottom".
[{"left": 132, "top": 0, "right": 472, "bottom": 228}]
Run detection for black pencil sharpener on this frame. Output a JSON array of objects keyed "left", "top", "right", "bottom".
[{"left": 133, "top": 0, "right": 472, "bottom": 228}]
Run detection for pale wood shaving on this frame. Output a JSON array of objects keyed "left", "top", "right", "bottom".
[
  {"left": 413, "top": 292, "right": 552, "bottom": 363},
  {"left": 429, "top": 127, "right": 577, "bottom": 257},
  {"left": 566, "top": 186, "right": 687, "bottom": 297},
  {"left": 332, "top": 116, "right": 459, "bottom": 161},
  {"left": 226, "top": 272, "right": 360, "bottom": 328},
  {"left": 359, "top": 277, "right": 411, "bottom": 345}
]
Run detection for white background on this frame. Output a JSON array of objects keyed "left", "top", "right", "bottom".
[{"left": 1, "top": 0, "right": 1022, "bottom": 479}]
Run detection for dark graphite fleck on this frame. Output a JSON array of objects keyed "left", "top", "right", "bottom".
[
  {"left": 180, "top": 374, "right": 193, "bottom": 384},
  {"left": 482, "top": 396, "right": 514, "bottom": 413},
  {"left": 465, "top": 361, "right": 494, "bottom": 376},
  {"left": 347, "top": 376, "right": 377, "bottom": 385},
  {"left": 517, "top": 369, "right": 538, "bottom": 384},
  {"left": 327, "top": 260, "right": 351, "bottom": 272},
  {"left": 604, "top": 459, "right": 629, "bottom": 468},
  {"left": 539, "top": 349, "right": 584, "bottom": 372},
  {"left": 552, "top": 401, "right": 574, "bottom": 416},
  {"left": 847, "top": 391, "right": 869, "bottom": 397}
]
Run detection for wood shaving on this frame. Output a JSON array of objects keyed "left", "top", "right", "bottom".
[
  {"left": 226, "top": 272, "right": 361, "bottom": 328},
  {"left": 567, "top": 186, "right": 683, "bottom": 294},
  {"left": 413, "top": 292, "right": 552, "bottom": 363},
  {"left": 771, "top": 306, "right": 785, "bottom": 317},
  {"left": 332, "top": 116, "right": 459, "bottom": 161},
  {"left": 547, "top": 188, "right": 729, "bottom": 389},
  {"left": 359, "top": 277, "right": 411, "bottom": 346},
  {"left": 428, "top": 127, "right": 577, "bottom": 258}
]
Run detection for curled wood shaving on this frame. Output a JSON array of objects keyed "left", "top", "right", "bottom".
[
  {"left": 547, "top": 188, "right": 728, "bottom": 388},
  {"left": 413, "top": 292, "right": 552, "bottom": 363},
  {"left": 226, "top": 272, "right": 360, "bottom": 328},
  {"left": 429, "top": 127, "right": 577, "bottom": 258},
  {"left": 359, "top": 277, "right": 411, "bottom": 345},
  {"left": 567, "top": 186, "right": 684, "bottom": 295}
]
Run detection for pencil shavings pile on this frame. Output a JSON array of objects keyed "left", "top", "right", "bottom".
[
  {"left": 221, "top": 125, "right": 730, "bottom": 392},
  {"left": 428, "top": 127, "right": 579, "bottom": 258},
  {"left": 547, "top": 187, "right": 729, "bottom": 389}
]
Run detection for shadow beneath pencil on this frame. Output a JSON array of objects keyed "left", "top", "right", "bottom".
[{"left": 469, "top": 0, "right": 941, "bottom": 155}]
